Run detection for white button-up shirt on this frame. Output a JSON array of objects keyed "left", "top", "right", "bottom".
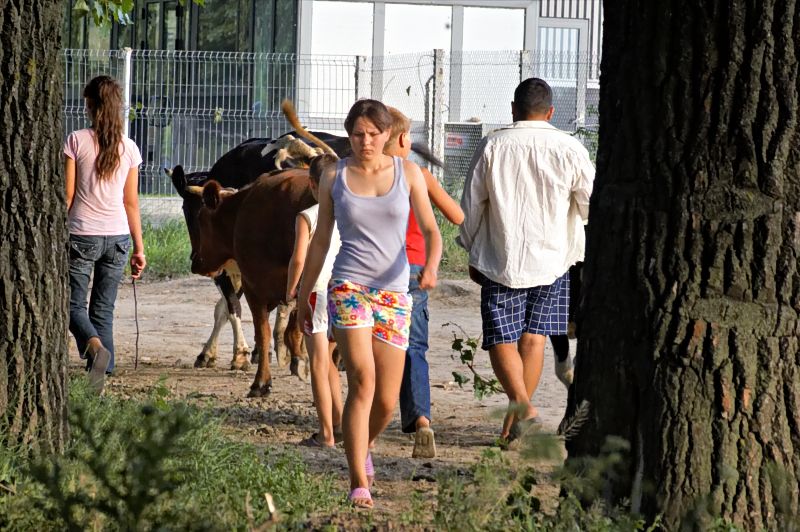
[{"left": 458, "top": 120, "right": 595, "bottom": 289}]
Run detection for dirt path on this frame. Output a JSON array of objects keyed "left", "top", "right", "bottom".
[{"left": 71, "top": 276, "right": 571, "bottom": 524}]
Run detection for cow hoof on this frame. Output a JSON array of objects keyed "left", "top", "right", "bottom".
[
  {"left": 194, "top": 354, "right": 217, "bottom": 368},
  {"left": 290, "top": 356, "right": 310, "bottom": 382},
  {"left": 231, "top": 354, "right": 251, "bottom": 371},
  {"left": 247, "top": 380, "right": 272, "bottom": 398}
]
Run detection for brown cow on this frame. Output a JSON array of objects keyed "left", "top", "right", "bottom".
[{"left": 190, "top": 169, "right": 316, "bottom": 397}]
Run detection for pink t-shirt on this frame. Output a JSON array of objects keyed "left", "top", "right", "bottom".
[{"left": 64, "top": 128, "right": 143, "bottom": 235}]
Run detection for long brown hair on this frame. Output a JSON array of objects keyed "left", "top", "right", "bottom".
[{"left": 83, "top": 76, "right": 124, "bottom": 180}]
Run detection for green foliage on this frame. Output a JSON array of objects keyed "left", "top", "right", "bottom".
[
  {"left": 73, "top": 0, "right": 204, "bottom": 27},
  {"left": 0, "top": 379, "right": 342, "bottom": 531},
  {"left": 444, "top": 322, "right": 503, "bottom": 400},
  {"left": 572, "top": 104, "right": 599, "bottom": 163}
]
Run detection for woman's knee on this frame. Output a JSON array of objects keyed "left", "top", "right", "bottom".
[{"left": 347, "top": 369, "right": 375, "bottom": 399}]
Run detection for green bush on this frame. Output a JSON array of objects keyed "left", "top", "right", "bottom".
[{"left": 0, "top": 379, "right": 342, "bottom": 531}]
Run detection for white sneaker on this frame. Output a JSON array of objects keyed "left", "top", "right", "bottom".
[{"left": 555, "top": 356, "right": 574, "bottom": 388}]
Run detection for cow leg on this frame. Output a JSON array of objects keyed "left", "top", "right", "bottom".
[
  {"left": 195, "top": 296, "right": 226, "bottom": 368},
  {"left": 246, "top": 295, "right": 273, "bottom": 398},
  {"left": 284, "top": 307, "right": 310, "bottom": 382},
  {"left": 219, "top": 276, "right": 250, "bottom": 371},
  {"left": 273, "top": 302, "right": 292, "bottom": 368}
]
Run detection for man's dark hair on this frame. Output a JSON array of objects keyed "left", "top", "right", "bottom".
[
  {"left": 344, "top": 98, "right": 393, "bottom": 135},
  {"left": 513, "top": 78, "right": 553, "bottom": 117}
]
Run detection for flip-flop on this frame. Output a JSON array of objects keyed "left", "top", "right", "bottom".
[
  {"left": 348, "top": 487, "right": 373, "bottom": 509},
  {"left": 508, "top": 416, "right": 542, "bottom": 443},
  {"left": 365, "top": 452, "right": 374, "bottom": 489},
  {"left": 299, "top": 433, "right": 333, "bottom": 448},
  {"left": 412, "top": 427, "right": 437, "bottom": 458}
]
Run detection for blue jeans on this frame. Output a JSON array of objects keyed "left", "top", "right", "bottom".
[
  {"left": 399, "top": 264, "right": 431, "bottom": 433},
  {"left": 68, "top": 234, "right": 130, "bottom": 373}
]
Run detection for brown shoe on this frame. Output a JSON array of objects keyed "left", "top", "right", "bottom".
[
  {"left": 412, "top": 427, "right": 437, "bottom": 458},
  {"left": 88, "top": 347, "right": 111, "bottom": 394}
]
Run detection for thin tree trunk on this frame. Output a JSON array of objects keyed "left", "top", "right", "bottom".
[
  {"left": 0, "top": 0, "right": 68, "bottom": 453},
  {"left": 569, "top": 1, "right": 800, "bottom": 528}
]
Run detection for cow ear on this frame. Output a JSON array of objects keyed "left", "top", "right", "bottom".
[
  {"left": 170, "top": 165, "right": 187, "bottom": 197},
  {"left": 202, "top": 180, "right": 222, "bottom": 209}
]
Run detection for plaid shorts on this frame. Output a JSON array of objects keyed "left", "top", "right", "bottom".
[
  {"left": 327, "top": 279, "right": 413, "bottom": 350},
  {"left": 479, "top": 271, "right": 570, "bottom": 350}
]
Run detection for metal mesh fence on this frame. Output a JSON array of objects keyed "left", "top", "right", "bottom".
[{"left": 62, "top": 48, "right": 599, "bottom": 221}]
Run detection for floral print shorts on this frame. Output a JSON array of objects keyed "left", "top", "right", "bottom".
[{"left": 327, "top": 279, "right": 413, "bottom": 350}]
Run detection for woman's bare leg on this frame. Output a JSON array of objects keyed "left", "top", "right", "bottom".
[{"left": 335, "top": 327, "right": 376, "bottom": 491}]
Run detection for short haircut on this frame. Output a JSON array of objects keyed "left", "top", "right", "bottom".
[
  {"left": 384, "top": 106, "right": 411, "bottom": 150},
  {"left": 513, "top": 78, "right": 553, "bottom": 116},
  {"left": 309, "top": 154, "right": 338, "bottom": 185},
  {"left": 344, "top": 99, "right": 393, "bottom": 135}
]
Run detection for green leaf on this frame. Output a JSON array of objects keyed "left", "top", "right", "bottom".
[{"left": 452, "top": 372, "right": 468, "bottom": 387}]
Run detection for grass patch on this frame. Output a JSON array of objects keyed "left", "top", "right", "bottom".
[
  {"left": 136, "top": 219, "right": 192, "bottom": 280},
  {"left": 0, "top": 379, "right": 343, "bottom": 531}
]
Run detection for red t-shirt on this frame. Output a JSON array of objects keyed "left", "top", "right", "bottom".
[{"left": 406, "top": 206, "right": 426, "bottom": 266}]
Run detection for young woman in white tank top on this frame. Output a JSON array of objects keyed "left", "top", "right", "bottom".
[{"left": 297, "top": 99, "right": 442, "bottom": 509}]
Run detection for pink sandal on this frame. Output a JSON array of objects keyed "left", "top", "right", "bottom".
[
  {"left": 365, "top": 452, "right": 375, "bottom": 488},
  {"left": 348, "top": 487, "right": 373, "bottom": 509}
]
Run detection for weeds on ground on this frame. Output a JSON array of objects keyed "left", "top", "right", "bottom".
[
  {"left": 0, "top": 379, "right": 342, "bottom": 531},
  {"left": 435, "top": 443, "right": 662, "bottom": 532}
]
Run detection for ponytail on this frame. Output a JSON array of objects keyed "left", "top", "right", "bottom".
[{"left": 83, "top": 75, "right": 124, "bottom": 180}]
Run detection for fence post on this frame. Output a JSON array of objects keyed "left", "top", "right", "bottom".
[
  {"left": 122, "top": 47, "right": 133, "bottom": 137},
  {"left": 575, "top": 51, "right": 588, "bottom": 128},
  {"left": 432, "top": 49, "right": 445, "bottom": 179},
  {"left": 354, "top": 55, "right": 366, "bottom": 100},
  {"left": 519, "top": 49, "right": 534, "bottom": 82}
]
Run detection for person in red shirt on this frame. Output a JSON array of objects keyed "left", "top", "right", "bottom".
[{"left": 384, "top": 107, "right": 464, "bottom": 458}]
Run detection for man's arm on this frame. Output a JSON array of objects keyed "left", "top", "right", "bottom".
[
  {"left": 571, "top": 146, "right": 595, "bottom": 222},
  {"left": 457, "top": 138, "right": 490, "bottom": 252}
]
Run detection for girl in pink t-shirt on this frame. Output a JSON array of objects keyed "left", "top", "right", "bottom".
[{"left": 64, "top": 75, "right": 145, "bottom": 393}]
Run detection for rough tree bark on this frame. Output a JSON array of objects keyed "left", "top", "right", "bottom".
[
  {"left": 568, "top": 1, "right": 800, "bottom": 528},
  {"left": 0, "top": 0, "right": 68, "bottom": 452}
]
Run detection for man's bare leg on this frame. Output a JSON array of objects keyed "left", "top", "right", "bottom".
[
  {"left": 519, "top": 332, "right": 545, "bottom": 408},
  {"left": 489, "top": 343, "right": 538, "bottom": 439}
]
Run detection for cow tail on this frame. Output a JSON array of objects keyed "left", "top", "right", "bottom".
[{"left": 280, "top": 99, "right": 339, "bottom": 158}]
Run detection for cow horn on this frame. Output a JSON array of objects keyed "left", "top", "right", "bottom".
[
  {"left": 281, "top": 99, "right": 338, "bottom": 158},
  {"left": 186, "top": 185, "right": 204, "bottom": 196},
  {"left": 163, "top": 167, "right": 173, "bottom": 177}
]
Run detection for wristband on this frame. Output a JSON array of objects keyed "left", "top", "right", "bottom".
[{"left": 132, "top": 253, "right": 146, "bottom": 258}]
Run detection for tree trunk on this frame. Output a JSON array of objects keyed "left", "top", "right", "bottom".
[
  {"left": 568, "top": 1, "right": 800, "bottom": 528},
  {"left": 0, "top": 0, "right": 68, "bottom": 452}
]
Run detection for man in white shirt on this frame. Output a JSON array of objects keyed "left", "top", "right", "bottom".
[{"left": 458, "top": 78, "right": 595, "bottom": 443}]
